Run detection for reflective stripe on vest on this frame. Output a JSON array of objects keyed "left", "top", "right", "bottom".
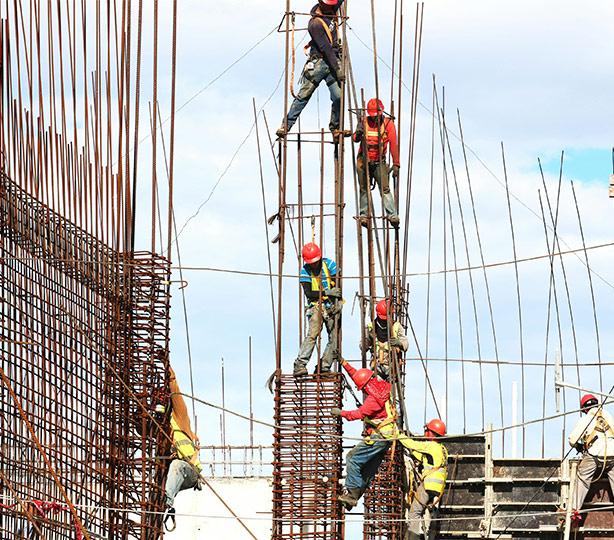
[
  {"left": 365, "top": 120, "right": 389, "bottom": 155},
  {"left": 421, "top": 444, "right": 448, "bottom": 494},
  {"left": 365, "top": 397, "right": 398, "bottom": 436},
  {"left": 171, "top": 417, "right": 202, "bottom": 472},
  {"left": 308, "top": 260, "right": 334, "bottom": 303},
  {"left": 367, "top": 321, "right": 400, "bottom": 356}
]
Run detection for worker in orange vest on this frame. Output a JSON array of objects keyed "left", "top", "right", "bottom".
[{"left": 353, "top": 99, "right": 400, "bottom": 227}]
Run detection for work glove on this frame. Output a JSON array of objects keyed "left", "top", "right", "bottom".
[
  {"left": 326, "top": 287, "right": 342, "bottom": 298},
  {"left": 335, "top": 68, "right": 345, "bottom": 83},
  {"left": 389, "top": 336, "right": 403, "bottom": 348},
  {"left": 354, "top": 124, "right": 364, "bottom": 141},
  {"left": 331, "top": 407, "right": 342, "bottom": 417},
  {"left": 392, "top": 165, "right": 400, "bottom": 180}
]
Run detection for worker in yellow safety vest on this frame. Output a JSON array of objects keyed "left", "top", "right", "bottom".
[
  {"left": 403, "top": 419, "right": 448, "bottom": 540},
  {"left": 163, "top": 367, "right": 203, "bottom": 531},
  {"left": 294, "top": 242, "right": 342, "bottom": 377},
  {"left": 565, "top": 394, "right": 614, "bottom": 528},
  {"left": 361, "top": 299, "right": 408, "bottom": 381}
]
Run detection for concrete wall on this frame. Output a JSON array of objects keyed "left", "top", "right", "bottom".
[{"left": 165, "top": 477, "right": 273, "bottom": 539}]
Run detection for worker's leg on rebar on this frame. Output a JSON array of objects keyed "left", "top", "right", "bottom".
[
  {"left": 357, "top": 158, "right": 370, "bottom": 217},
  {"left": 606, "top": 458, "right": 614, "bottom": 497},
  {"left": 426, "top": 506, "right": 441, "bottom": 540},
  {"left": 319, "top": 305, "right": 337, "bottom": 371},
  {"left": 295, "top": 304, "right": 323, "bottom": 372},
  {"left": 324, "top": 71, "right": 341, "bottom": 130},
  {"left": 407, "top": 482, "right": 429, "bottom": 535},
  {"left": 285, "top": 62, "right": 326, "bottom": 131},
  {"left": 375, "top": 162, "right": 398, "bottom": 218},
  {"left": 164, "top": 459, "right": 200, "bottom": 507},
  {"left": 572, "top": 454, "right": 597, "bottom": 511},
  {"left": 345, "top": 436, "right": 390, "bottom": 493}
]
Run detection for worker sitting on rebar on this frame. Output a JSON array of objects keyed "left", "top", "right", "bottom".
[
  {"left": 563, "top": 394, "right": 614, "bottom": 529},
  {"left": 295, "top": 242, "right": 342, "bottom": 377},
  {"left": 401, "top": 420, "right": 448, "bottom": 540},
  {"left": 163, "top": 367, "right": 202, "bottom": 532},
  {"left": 353, "top": 98, "right": 401, "bottom": 227},
  {"left": 360, "top": 299, "right": 408, "bottom": 381},
  {"left": 276, "top": 0, "right": 348, "bottom": 141},
  {"left": 333, "top": 359, "right": 396, "bottom": 509}
]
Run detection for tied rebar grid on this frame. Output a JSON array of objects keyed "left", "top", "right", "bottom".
[
  {"left": 272, "top": 374, "right": 344, "bottom": 540},
  {"left": 363, "top": 444, "right": 405, "bottom": 540},
  {"left": 0, "top": 174, "right": 170, "bottom": 539}
]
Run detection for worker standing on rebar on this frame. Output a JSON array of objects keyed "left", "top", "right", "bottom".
[
  {"left": 276, "top": 0, "right": 347, "bottom": 140},
  {"left": 402, "top": 420, "right": 448, "bottom": 540},
  {"left": 295, "top": 242, "right": 342, "bottom": 376},
  {"left": 353, "top": 99, "right": 401, "bottom": 227},
  {"left": 163, "top": 367, "right": 202, "bottom": 532},
  {"left": 564, "top": 394, "right": 614, "bottom": 528},
  {"left": 361, "top": 299, "right": 408, "bottom": 381},
  {"left": 333, "top": 359, "right": 395, "bottom": 509}
]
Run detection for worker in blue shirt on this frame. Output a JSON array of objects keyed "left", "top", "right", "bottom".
[
  {"left": 294, "top": 242, "right": 342, "bottom": 376},
  {"left": 276, "top": 0, "right": 347, "bottom": 139}
]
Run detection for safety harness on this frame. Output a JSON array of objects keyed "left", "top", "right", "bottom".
[
  {"left": 365, "top": 118, "right": 390, "bottom": 158},
  {"left": 171, "top": 417, "right": 203, "bottom": 472},
  {"left": 307, "top": 260, "right": 335, "bottom": 306},
  {"left": 584, "top": 410, "right": 614, "bottom": 450},
  {"left": 367, "top": 320, "right": 402, "bottom": 366},
  {"left": 303, "top": 7, "right": 340, "bottom": 57}
]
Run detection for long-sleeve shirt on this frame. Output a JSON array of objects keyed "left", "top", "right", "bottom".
[
  {"left": 308, "top": 0, "right": 344, "bottom": 75},
  {"left": 569, "top": 407, "right": 614, "bottom": 457},
  {"left": 340, "top": 362, "right": 389, "bottom": 425}
]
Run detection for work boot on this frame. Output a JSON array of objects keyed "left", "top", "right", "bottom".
[
  {"left": 338, "top": 487, "right": 361, "bottom": 510},
  {"left": 163, "top": 506, "right": 176, "bottom": 532},
  {"left": 276, "top": 125, "right": 287, "bottom": 138},
  {"left": 570, "top": 510, "right": 582, "bottom": 529},
  {"left": 388, "top": 215, "right": 400, "bottom": 228},
  {"left": 293, "top": 366, "right": 308, "bottom": 377},
  {"left": 358, "top": 216, "right": 369, "bottom": 228}
]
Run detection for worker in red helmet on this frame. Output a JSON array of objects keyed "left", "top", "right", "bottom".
[
  {"left": 402, "top": 420, "right": 449, "bottom": 540},
  {"left": 295, "top": 242, "right": 342, "bottom": 377},
  {"left": 276, "top": 0, "right": 348, "bottom": 140},
  {"left": 353, "top": 98, "right": 401, "bottom": 227},
  {"left": 361, "top": 298, "right": 408, "bottom": 381},
  {"left": 564, "top": 393, "right": 614, "bottom": 528},
  {"left": 332, "top": 359, "right": 398, "bottom": 509}
]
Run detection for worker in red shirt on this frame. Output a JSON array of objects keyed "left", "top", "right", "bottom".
[{"left": 353, "top": 99, "right": 400, "bottom": 227}]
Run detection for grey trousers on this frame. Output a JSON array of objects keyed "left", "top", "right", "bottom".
[
  {"left": 406, "top": 483, "right": 440, "bottom": 538},
  {"left": 573, "top": 454, "right": 614, "bottom": 511}
]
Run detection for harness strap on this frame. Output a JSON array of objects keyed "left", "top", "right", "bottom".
[{"left": 304, "top": 8, "right": 339, "bottom": 55}]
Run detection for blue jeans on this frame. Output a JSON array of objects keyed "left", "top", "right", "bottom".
[
  {"left": 284, "top": 57, "right": 341, "bottom": 132},
  {"left": 357, "top": 159, "right": 397, "bottom": 219},
  {"left": 344, "top": 434, "right": 391, "bottom": 492},
  {"left": 164, "top": 459, "right": 200, "bottom": 507},
  {"left": 295, "top": 303, "right": 336, "bottom": 371}
]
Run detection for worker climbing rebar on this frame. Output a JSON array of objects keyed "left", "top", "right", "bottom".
[
  {"left": 294, "top": 242, "right": 342, "bottom": 376},
  {"left": 563, "top": 393, "right": 614, "bottom": 529},
  {"left": 361, "top": 298, "right": 409, "bottom": 381},
  {"left": 353, "top": 98, "right": 401, "bottom": 227},
  {"left": 163, "top": 367, "right": 203, "bottom": 532},
  {"left": 276, "top": 0, "right": 350, "bottom": 140}
]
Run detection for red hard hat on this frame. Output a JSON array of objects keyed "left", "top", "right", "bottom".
[
  {"left": 302, "top": 243, "right": 322, "bottom": 264},
  {"left": 425, "top": 419, "right": 446, "bottom": 438},
  {"left": 376, "top": 299, "right": 388, "bottom": 320},
  {"left": 580, "top": 394, "right": 598, "bottom": 410},
  {"left": 367, "top": 98, "right": 384, "bottom": 117},
  {"left": 352, "top": 368, "right": 374, "bottom": 391},
  {"left": 319, "top": 0, "right": 337, "bottom": 4}
]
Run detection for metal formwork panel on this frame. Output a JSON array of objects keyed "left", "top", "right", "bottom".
[
  {"left": 0, "top": 175, "right": 170, "bottom": 539},
  {"left": 272, "top": 374, "right": 344, "bottom": 539},
  {"left": 363, "top": 444, "right": 405, "bottom": 540}
]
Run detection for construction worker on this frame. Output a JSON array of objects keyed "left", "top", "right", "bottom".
[
  {"left": 276, "top": 0, "right": 347, "bottom": 139},
  {"left": 353, "top": 99, "right": 401, "bottom": 227},
  {"left": 163, "top": 367, "right": 202, "bottom": 531},
  {"left": 333, "top": 359, "right": 396, "bottom": 509},
  {"left": 361, "top": 299, "right": 408, "bottom": 381},
  {"left": 565, "top": 393, "right": 614, "bottom": 528},
  {"left": 295, "top": 242, "right": 342, "bottom": 376},
  {"left": 403, "top": 420, "right": 448, "bottom": 540}
]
